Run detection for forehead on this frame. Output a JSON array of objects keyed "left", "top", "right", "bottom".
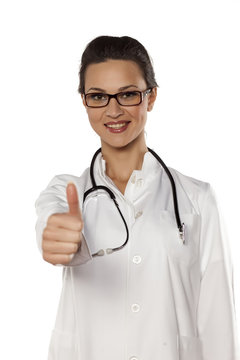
[{"left": 84, "top": 59, "right": 146, "bottom": 92}]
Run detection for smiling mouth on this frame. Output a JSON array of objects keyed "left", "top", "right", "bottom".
[{"left": 104, "top": 121, "right": 130, "bottom": 129}]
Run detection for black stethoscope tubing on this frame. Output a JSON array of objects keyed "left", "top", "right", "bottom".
[{"left": 83, "top": 147, "right": 185, "bottom": 257}]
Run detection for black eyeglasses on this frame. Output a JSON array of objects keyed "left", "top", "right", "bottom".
[{"left": 84, "top": 88, "right": 152, "bottom": 108}]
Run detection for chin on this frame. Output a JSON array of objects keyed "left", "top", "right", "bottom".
[{"left": 101, "top": 137, "right": 139, "bottom": 151}]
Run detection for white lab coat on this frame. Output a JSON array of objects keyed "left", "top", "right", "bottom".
[{"left": 35, "top": 150, "right": 240, "bottom": 360}]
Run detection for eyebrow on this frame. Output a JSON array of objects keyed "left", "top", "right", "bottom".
[{"left": 86, "top": 84, "right": 139, "bottom": 93}]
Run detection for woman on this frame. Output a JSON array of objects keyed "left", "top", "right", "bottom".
[{"left": 35, "top": 36, "right": 239, "bottom": 360}]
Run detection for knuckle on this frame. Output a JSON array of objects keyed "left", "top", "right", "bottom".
[
  {"left": 42, "top": 240, "right": 47, "bottom": 251},
  {"left": 74, "top": 231, "right": 81, "bottom": 242},
  {"left": 72, "top": 242, "right": 79, "bottom": 253},
  {"left": 42, "top": 228, "right": 50, "bottom": 239},
  {"left": 75, "top": 219, "right": 83, "bottom": 231},
  {"left": 42, "top": 252, "right": 51, "bottom": 263},
  {"left": 61, "top": 255, "right": 72, "bottom": 265},
  {"left": 66, "top": 242, "right": 78, "bottom": 254},
  {"left": 42, "top": 239, "right": 53, "bottom": 252},
  {"left": 48, "top": 212, "right": 64, "bottom": 225},
  {"left": 47, "top": 213, "right": 56, "bottom": 224}
]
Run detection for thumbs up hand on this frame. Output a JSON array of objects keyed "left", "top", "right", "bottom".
[{"left": 42, "top": 182, "right": 84, "bottom": 266}]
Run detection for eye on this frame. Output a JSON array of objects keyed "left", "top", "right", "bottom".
[
  {"left": 120, "top": 91, "right": 139, "bottom": 99},
  {"left": 89, "top": 93, "right": 108, "bottom": 101}
]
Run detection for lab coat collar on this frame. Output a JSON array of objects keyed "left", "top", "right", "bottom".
[
  {"left": 97, "top": 149, "right": 161, "bottom": 181},
  {"left": 95, "top": 151, "right": 162, "bottom": 188}
]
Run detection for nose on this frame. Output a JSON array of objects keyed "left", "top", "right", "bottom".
[{"left": 105, "top": 97, "right": 124, "bottom": 118}]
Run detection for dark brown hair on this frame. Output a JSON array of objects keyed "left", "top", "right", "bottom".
[{"left": 78, "top": 35, "right": 158, "bottom": 94}]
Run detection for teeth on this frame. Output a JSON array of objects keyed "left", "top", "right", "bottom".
[{"left": 106, "top": 122, "right": 128, "bottom": 129}]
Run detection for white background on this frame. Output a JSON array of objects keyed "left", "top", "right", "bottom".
[{"left": 0, "top": 0, "right": 239, "bottom": 358}]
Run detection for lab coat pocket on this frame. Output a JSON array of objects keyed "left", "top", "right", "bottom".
[
  {"left": 160, "top": 211, "right": 200, "bottom": 267},
  {"left": 177, "top": 334, "right": 203, "bottom": 360},
  {"left": 48, "top": 328, "right": 79, "bottom": 360}
]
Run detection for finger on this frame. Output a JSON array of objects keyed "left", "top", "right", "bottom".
[
  {"left": 47, "top": 213, "right": 83, "bottom": 231},
  {"left": 42, "top": 240, "right": 80, "bottom": 254},
  {"left": 43, "top": 252, "right": 74, "bottom": 266},
  {"left": 43, "top": 227, "right": 82, "bottom": 243},
  {"left": 66, "top": 182, "right": 82, "bottom": 218}
]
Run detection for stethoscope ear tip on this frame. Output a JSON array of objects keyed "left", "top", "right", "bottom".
[
  {"left": 106, "top": 248, "right": 114, "bottom": 254},
  {"left": 93, "top": 248, "right": 114, "bottom": 257},
  {"left": 94, "top": 249, "right": 105, "bottom": 257}
]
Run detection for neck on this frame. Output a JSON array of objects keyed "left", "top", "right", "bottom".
[{"left": 101, "top": 133, "right": 148, "bottom": 183}]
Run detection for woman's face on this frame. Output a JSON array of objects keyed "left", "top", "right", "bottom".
[{"left": 81, "top": 59, "right": 157, "bottom": 149}]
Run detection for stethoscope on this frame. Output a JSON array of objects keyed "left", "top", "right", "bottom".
[{"left": 83, "top": 147, "right": 185, "bottom": 257}]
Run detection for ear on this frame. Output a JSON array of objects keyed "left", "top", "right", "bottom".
[
  {"left": 81, "top": 94, "right": 89, "bottom": 113},
  {"left": 147, "top": 87, "right": 157, "bottom": 112},
  {"left": 81, "top": 94, "right": 86, "bottom": 106},
  {"left": 81, "top": 94, "right": 89, "bottom": 114}
]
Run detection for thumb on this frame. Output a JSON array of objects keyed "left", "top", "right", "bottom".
[{"left": 66, "top": 182, "right": 82, "bottom": 218}]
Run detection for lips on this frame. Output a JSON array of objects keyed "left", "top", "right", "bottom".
[
  {"left": 104, "top": 121, "right": 131, "bottom": 129},
  {"left": 104, "top": 120, "right": 131, "bottom": 133}
]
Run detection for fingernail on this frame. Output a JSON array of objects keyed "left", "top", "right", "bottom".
[
  {"left": 69, "top": 253, "right": 74, "bottom": 260},
  {"left": 55, "top": 264, "right": 62, "bottom": 267}
]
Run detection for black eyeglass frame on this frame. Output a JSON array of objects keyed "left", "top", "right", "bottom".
[{"left": 83, "top": 88, "right": 152, "bottom": 108}]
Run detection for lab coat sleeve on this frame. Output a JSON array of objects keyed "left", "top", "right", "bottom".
[
  {"left": 34, "top": 173, "right": 92, "bottom": 266},
  {"left": 197, "top": 183, "right": 240, "bottom": 360}
]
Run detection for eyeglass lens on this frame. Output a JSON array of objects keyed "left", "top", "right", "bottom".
[{"left": 85, "top": 91, "right": 142, "bottom": 107}]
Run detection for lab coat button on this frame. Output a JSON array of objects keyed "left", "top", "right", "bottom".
[
  {"left": 131, "top": 303, "right": 140, "bottom": 312},
  {"left": 136, "top": 178, "right": 143, "bottom": 187},
  {"left": 133, "top": 255, "right": 142, "bottom": 264},
  {"left": 130, "top": 357, "right": 138, "bottom": 360},
  {"left": 135, "top": 211, "right": 143, "bottom": 219},
  {"left": 131, "top": 175, "right": 136, "bottom": 184}
]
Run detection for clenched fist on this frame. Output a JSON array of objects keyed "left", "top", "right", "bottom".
[{"left": 42, "top": 182, "right": 84, "bottom": 265}]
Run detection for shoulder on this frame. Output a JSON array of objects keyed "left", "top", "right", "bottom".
[
  {"left": 169, "top": 167, "right": 210, "bottom": 193},
  {"left": 44, "top": 167, "right": 91, "bottom": 205},
  {"left": 168, "top": 166, "right": 212, "bottom": 213},
  {"left": 47, "top": 167, "right": 90, "bottom": 188}
]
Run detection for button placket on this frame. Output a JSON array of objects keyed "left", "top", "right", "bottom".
[
  {"left": 126, "top": 181, "right": 144, "bottom": 359},
  {"left": 131, "top": 255, "right": 142, "bottom": 312}
]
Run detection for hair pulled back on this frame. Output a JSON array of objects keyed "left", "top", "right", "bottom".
[{"left": 78, "top": 35, "right": 158, "bottom": 94}]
